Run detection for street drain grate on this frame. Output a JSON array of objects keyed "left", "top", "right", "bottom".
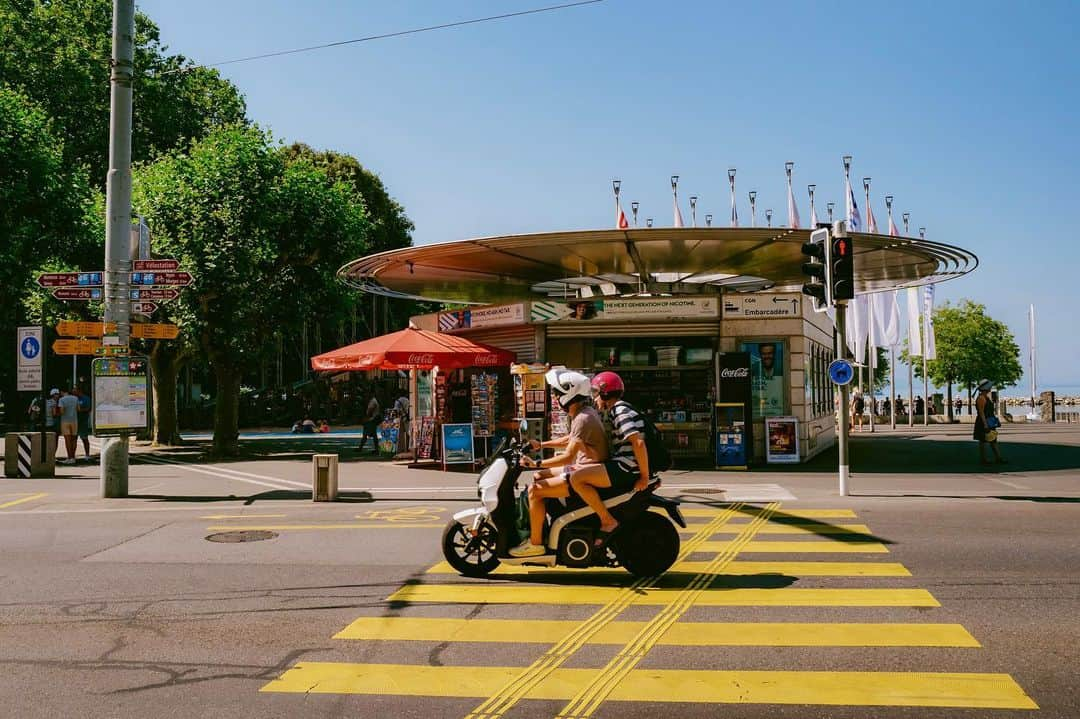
[{"left": 205, "top": 530, "right": 278, "bottom": 543}]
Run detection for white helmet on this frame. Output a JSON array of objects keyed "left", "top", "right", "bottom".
[{"left": 544, "top": 368, "right": 591, "bottom": 409}]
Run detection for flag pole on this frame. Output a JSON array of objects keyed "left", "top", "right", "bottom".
[
  {"left": 728, "top": 169, "right": 737, "bottom": 227},
  {"left": 613, "top": 179, "right": 621, "bottom": 228},
  {"left": 631, "top": 201, "right": 639, "bottom": 227},
  {"left": 863, "top": 176, "right": 875, "bottom": 432},
  {"left": 920, "top": 227, "right": 930, "bottom": 424},
  {"left": 889, "top": 346, "right": 897, "bottom": 429},
  {"left": 749, "top": 191, "right": 757, "bottom": 227},
  {"left": 808, "top": 184, "right": 816, "bottom": 226}
]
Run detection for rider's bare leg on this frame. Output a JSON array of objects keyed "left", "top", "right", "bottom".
[
  {"left": 568, "top": 464, "right": 618, "bottom": 532},
  {"left": 527, "top": 474, "right": 570, "bottom": 546}
]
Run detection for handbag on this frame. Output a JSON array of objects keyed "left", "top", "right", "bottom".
[
  {"left": 985, "top": 429, "right": 999, "bottom": 443},
  {"left": 986, "top": 416, "right": 1001, "bottom": 430}
]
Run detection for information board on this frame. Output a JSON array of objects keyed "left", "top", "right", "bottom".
[
  {"left": 441, "top": 423, "right": 475, "bottom": 466},
  {"left": 91, "top": 356, "right": 150, "bottom": 435}
]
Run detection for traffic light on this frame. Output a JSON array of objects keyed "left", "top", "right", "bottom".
[
  {"left": 801, "top": 227, "right": 831, "bottom": 309},
  {"left": 830, "top": 232, "right": 855, "bottom": 301}
]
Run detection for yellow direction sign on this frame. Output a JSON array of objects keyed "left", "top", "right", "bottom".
[
  {"left": 130, "top": 323, "right": 179, "bottom": 340},
  {"left": 52, "top": 339, "right": 100, "bottom": 355},
  {"left": 56, "top": 321, "right": 116, "bottom": 337}
]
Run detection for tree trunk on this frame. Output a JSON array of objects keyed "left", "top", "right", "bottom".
[
  {"left": 967, "top": 382, "right": 974, "bottom": 415},
  {"left": 149, "top": 342, "right": 182, "bottom": 445},
  {"left": 212, "top": 361, "right": 241, "bottom": 457},
  {"left": 946, "top": 381, "right": 953, "bottom": 422}
]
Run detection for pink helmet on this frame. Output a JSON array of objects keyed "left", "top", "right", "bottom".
[{"left": 591, "top": 371, "right": 624, "bottom": 397}]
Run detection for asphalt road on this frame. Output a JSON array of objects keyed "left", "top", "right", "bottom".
[{"left": 1, "top": 424, "right": 1078, "bottom": 718}]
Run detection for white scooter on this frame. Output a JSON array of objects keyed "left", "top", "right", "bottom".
[{"left": 441, "top": 423, "right": 685, "bottom": 578}]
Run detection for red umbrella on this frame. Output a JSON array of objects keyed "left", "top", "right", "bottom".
[{"left": 311, "top": 326, "right": 516, "bottom": 372}]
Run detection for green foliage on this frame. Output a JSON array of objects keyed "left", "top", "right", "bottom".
[
  {"left": 0, "top": 0, "right": 247, "bottom": 184},
  {"left": 903, "top": 299, "right": 1022, "bottom": 391},
  {"left": 132, "top": 125, "right": 370, "bottom": 452}
]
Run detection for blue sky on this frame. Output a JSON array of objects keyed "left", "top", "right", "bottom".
[{"left": 139, "top": 0, "right": 1079, "bottom": 390}]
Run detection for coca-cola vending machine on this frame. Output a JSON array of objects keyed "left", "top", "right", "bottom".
[{"left": 715, "top": 352, "right": 753, "bottom": 467}]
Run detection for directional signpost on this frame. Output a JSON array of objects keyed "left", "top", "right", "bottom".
[
  {"left": 130, "top": 323, "right": 179, "bottom": 340},
  {"left": 129, "top": 288, "right": 179, "bottom": 302},
  {"left": 131, "top": 301, "right": 159, "bottom": 315},
  {"left": 37, "top": 272, "right": 103, "bottom": 287},
  {"left": 133, "top": 258, "right": 179, "bottom": 271},
  {"left": 52, "top": 288, "right": 104, "bottom": 301},
  {"left": 130, "top": 271, "right": 192, "bottom": 286},
  {"left": 57, "top": 321, "right": 114, "bottom": 337},
  {"left": 53, "top": 339, "right": 102, "bottom": 355}
]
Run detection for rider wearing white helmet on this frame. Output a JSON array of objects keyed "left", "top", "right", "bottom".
[{"left": 509, "top": 368, "right": 609, "bottom": 558}]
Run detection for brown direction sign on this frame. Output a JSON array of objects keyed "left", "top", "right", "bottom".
[
  {"left": 132, "top": 301, "right": 159, "bottom": 315},
  {"left": 130, "top": 271, "right": 192, "bottom": 286},
  {"left": 56, "top": 321, "right": 116, "bottom": 337},
  {"left": 53, "top": 339, "right": 101, "bottom": 355},
  {"left": 133, "top": 258, "right": 180, "bottom": 271},
  {"left": 129, "top": 288, "right": 180, "bottom": 302},
  {"left": 52, "top": 287, "right": 103, "bottom": 301},
  {"left": 130, "top": 323, "right": 179, "bottom": 340},
  {"left": 38, "top": 272, "right": 103, "bottom": 287}
]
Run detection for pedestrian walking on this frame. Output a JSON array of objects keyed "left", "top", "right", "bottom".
[
  {"left": 57, "top": 387, "right": 80, "bottom": 465},
  {"left": 357, "top": 390, "right": 381, "bottom": 454},
  {"left": 852, "top": 391, "right": 866, "bottom": 431},
  {"left": 974, "top": 379, "right": 1006, "bottom": 465}
]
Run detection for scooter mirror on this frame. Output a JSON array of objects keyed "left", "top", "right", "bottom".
[{"left": 518, "top": 418, "right": 528, "bottom": 434}]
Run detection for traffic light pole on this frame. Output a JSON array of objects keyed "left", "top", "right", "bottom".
[
  {"left": 835, "top": 299, "right": 851, "bottom": 496},
  {"left": 101, "top": 0, "right": 135, "bottom": 498}
]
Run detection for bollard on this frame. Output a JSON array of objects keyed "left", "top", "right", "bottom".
[
  {"left": 4, "top": 432, "right": 56, "bottom": 478},
  {"left": 312, "top": 453, "right": 339, "bottom": 502}
]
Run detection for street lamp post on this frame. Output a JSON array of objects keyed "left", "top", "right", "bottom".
[
  {"left": 748, "top": 191, "right": 757, "bottom": 227},
  {"left": 689, "top": 196, "right": 698, "bottom": 227},
  {"left": 728, "top": 168, "right": 737, "bottom": 227},
  {"left": 808, "top": 184, "right": 816, "bottom": 225},
  {"left": 646, "top": 218, "right": 653, "bottom": 228},
  {"left": 705, "top": 213, "right": 712, "bottom": 227},
  {"left": 827, "top": 202, "right": 835, "bottom": 223},
  {"left": 612, "top": 179, "right": 621, "bottom": 227},
  {"left": 765, "top": 208, "right": 773, "bottom": 228},
  {"left": 631, "top": 201, "right": 639, "bottom": 227},
  {"left": 902, "top": 212, "right": 910, "bottom": 235}
]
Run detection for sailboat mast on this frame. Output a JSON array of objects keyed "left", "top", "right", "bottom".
[{"left": 1029, "top": 304, "right": 1037, "bottom": 413}]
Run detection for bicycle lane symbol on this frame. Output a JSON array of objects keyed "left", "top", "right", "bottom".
[{"left": 357, "top": 506, "right": 446, "bottom": 523}]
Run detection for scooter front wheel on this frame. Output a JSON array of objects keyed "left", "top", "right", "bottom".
[{"left": 441, "top": 520, "right": 500, "bottom": 577}]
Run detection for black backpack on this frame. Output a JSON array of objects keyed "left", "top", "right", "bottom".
[{"left": 642, "top": 413, "right": 672, "bottom": 473}]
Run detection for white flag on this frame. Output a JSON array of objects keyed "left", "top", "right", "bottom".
[
  {"left": 871, "top": 291, "right": 901, "bottom": 348},
  {"left": 845, "top": 295, "right": 870, "bottom": 362},
  {"left": 923, "top": 285, "right": 937, "bottom": 360},
  {"left": 906, "top": 287, "right": 922, "bottom": 356},
  {"left": 887, "top": 211, "right": 900, "bottom": 237},
  {"left": 674, "top": 196, "right": 684, "bottom": 228},
  {"left": 809, "top": 199, "right": 818, "bottom": 227},
  {"left": 845, "top": 174, "right": 862, "bottom": 231},
  {"left": 866, "top": 198, "right": 878, "bottom": 233},
  {"left": 787, "top": 179, "right": 801, "bottom": 230},
  {"left": 616, "top": 199, "right": 629, "bottom": 229}
]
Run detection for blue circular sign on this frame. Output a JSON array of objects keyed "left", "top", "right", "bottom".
[
  {"left": 20, "top": 336, "right": 40, "bottom": 360},
  {"left": 828, "top": 358, "right": 855, "bottom": 386}
]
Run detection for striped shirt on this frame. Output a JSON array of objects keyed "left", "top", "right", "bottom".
[{"left": 607, "top": 400, "right": 645, "bottom": 474}]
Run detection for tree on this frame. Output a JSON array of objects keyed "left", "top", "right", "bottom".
[
  {"left": 133, "top": 125, "right": 370, "bottom": 455},
  {"left": 0, "top": 86, "right": 100, "bottom": 403},
  {"left": 0, "top": 0, "right": 247, "bottom": 187},
  {"left": 906, "top": 300, "right": 1022, "bottom": 410}
]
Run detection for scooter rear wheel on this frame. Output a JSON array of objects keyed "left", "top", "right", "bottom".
[
  {"left": 442, "top": 520, "right": 500, "bottom": 577},
  {"left": 615, "top": 511, "right": 680, "bottom": 577}
]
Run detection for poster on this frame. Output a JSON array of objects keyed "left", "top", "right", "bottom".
[
  {"left": 416, "top": 416, "right": 436, "bottom": 460},
  {"left": 714, "top": 402, "right": 747, "bottom": 469},
  {"left": 441, "top": 423, "right": 475, "bottom": 465},
  {"left": 739, "top": 340, "right": 786, "bottom": 418},
  {"left": 531, "top": 297, "right": 718, "bottom": 323},
  {"left": 765, "top": 416, "right": 800, "bottom": 464},
  {"left": 470, "top": 372, "right": 499, "bottom": 437},
  {"left": 92, "top": 357, "right": 150, "bottom": 435},
  {"left": 439, "top": 303, "right": 525, "bottom": 332}
]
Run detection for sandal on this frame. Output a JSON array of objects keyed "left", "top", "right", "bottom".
[{"left": 594, "top": 523, "right": 620, "bottom": 549}]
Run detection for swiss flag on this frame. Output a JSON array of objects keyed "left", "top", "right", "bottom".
[{"left": 617, "top": 207, "right": 629, "bottom": 229}]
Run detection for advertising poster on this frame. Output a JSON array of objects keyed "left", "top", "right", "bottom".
[
  {"left": 416, "top": 416, "right": 436, "bottom": 460},
  {"left": 439, "top": 303, "right": 525, "bottom": 332},
  {"left": 766, "top": 416, "right": 800, "bottom": 464},
  {"left": 530, "top": 297, "right": 718, "bottom": 323},
  {"left": 441, "top": 423, "right": 475, "bottom": 465},
  {"left": 714, "top": 402, "right": 747, "bottom": 469},
  {"left": 740, "top": 340, "right": 786, "bottom": 418},
  {"left": 92, "top": 357, "right": 150, "bottom": 435}
]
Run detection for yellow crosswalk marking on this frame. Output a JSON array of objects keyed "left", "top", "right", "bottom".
[
  {"left": 697, "top": 540, "right": 889, "bottom": 553},
  {"left": 334, "top": 617, "right": 979, "bottom": 647},
  {"left": 681, "top": 508, "right": 857, "bottom": 519},
  {"left": 681, "top": 523, "right": 873, "bottom": 535},
  {"left": 425, "top": 559, "right": 910, "bottom": 577},
  {"left": 261, "top": 663, "right": 1037, "bottom": 709},
  {"left": 387, "top": 584, "right": 939, "bottom": 607},
  {"left": 0, "top": 493, "right": 47, "bottom": 510}
]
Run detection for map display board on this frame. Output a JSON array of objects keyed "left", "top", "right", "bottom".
[{"left": 92, "top": 356, "right": 150, "bottom": 435}]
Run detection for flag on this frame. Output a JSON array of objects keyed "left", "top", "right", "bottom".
[
  {"left": 923, "top": 285, "right": 937, "bottom": 360},
  {"left": 871, "top": 291, "right": 901, "bottom": 348},
  {"left": 617, "top": 203, "right": 629, "bottom": 229},
  {"left": 809, "top": 197, "right": 819, "bottom": 227},
  {"left": 845, "top": 174, "right": 862, "bottom": 231},
  {"left": 887, "top": 211, "right": 900, "bottom": 237},
  {"left": 673, "top": 196, "right": 684, "bottom": 228},
  {"left": 845, "top": 295, "right": 869, "bottom": 362},
  {"left": 866, "top": 197, "right": 878, "bottom": 233},
  {"left": 906, "top": 287, "right": 922, "bottom": 356},
  {"left": 787, "top": 179, "right": 801, "bottom": 230},
  {"left": 730, "top": 193, "right": 738, "bottom": 227}
]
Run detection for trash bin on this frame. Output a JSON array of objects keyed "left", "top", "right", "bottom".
[
  {"left": 4, "top": 432, "right": 56, "bottom": 478},
  {"left": 312, "top": 453, "right": 338, "bottom": 501}
]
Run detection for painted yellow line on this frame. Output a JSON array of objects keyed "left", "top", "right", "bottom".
[
  {"left": 335, "top": 617, "right": 978, "bottom": 647},
  {"left": 0, "top": 493, "right": 48, "bottom": 510},
  {"left": 260, "top": 663, "right": 1037, "bottom": 709},
  {"left": 425, "top": 559, "right": 910, "bottom": 577},
  {"left": 681, "top": 507, "right": 857, "bottom": 519},
  {"left": 459, "top": 503, "right": 747, "bottom": 719},
  {"left": 681, "top": 523, "right": 873, "bottom": 535},
  {"left": 205, "top": 523, "right": 442, "bottom": 531},
  {"left": 696, "top": 540, "right": 889, "bottom": 553},
  {"left": 200, "top": 514, "right": 287, "bottom": 519},
  {"left": 388, "top": 584, "right": 938, "bottom": 607}
]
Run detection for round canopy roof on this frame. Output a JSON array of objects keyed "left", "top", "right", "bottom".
[{"left": 339, "top": 227, "right": 977, "bottom": 305}]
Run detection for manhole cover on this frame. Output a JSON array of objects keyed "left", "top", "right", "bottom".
[{"left": 205, "top": 530, "right": 278, "bottom": 543}]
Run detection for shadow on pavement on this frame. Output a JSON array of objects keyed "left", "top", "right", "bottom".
[{"left": 131, "top": 489, "right": 376, "bottom": 504}]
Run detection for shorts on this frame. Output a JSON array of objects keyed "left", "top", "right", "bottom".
[
  {"left": 77, "top": 423, "right": 91, "bottom": 438},
  {"left": 602, "top": 460, "right": 640, "bottom": 492},
  {"left": 60, "top": 421, "right": 78, "bottom": 436}
]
